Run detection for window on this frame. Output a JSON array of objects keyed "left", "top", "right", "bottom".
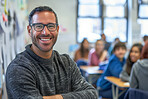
[
  {"left": 77, "top": 0, "right": 128, "bottom": 43},
  {"left": 77, "top": 0, "right": 102, "bottom": 43},
  {"left": 103, "top": 0, "right": 127, "bottom": 42},
  {"left": 104, "top": 18, "right": 127, "bottom": 42},
  {"left": 138, "top": 0, "right": 148, "bottom": 36}
]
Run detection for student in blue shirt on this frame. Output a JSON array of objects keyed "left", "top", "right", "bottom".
[{"left": 97, "top": 42, "right": 127, "bottom": 98}]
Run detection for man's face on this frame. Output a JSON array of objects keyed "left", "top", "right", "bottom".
[
  {"left": 28, "top": 11, "right": 59, "bottom": 52},
  {"left": 114, "top": 47, "right": 126, "bottom": 60}
]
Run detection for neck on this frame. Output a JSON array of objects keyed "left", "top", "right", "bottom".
[
  {"left": 119, "top": 58, "right": 123, "bottom": 62},
  {"left": 31, "top": 45, "right": 52, "bottom": 59}
]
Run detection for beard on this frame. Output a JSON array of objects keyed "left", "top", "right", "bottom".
[{"left": 31, "top": 31, "right": 57, "bottom": 52}]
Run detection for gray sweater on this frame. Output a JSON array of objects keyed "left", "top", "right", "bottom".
[
  {"left": 130, "top": 59, "right": 148, "bottom": 91},
  {"left": 6, "top": 44, "right": 98, "bottom": 99},
  {"left": 120, "top": 64, "right": 130, "bottom": 82}
]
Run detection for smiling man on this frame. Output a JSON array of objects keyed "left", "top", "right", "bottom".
[{"left": 5, "top": 6, "right": 98, "bottom": 99}]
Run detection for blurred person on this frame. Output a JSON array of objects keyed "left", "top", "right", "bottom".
[
  {"left": 120, "top": 43, "right": 143, "bottom": 82},
  {"left": 97, "top": 42, "right": 127, "bottom": 98},
  {"left": 74, "top": 38, "right": 89, "bottom": 62},
  {"left": 108, "top": 37, "right": 120, "bottom": 56},
  {"left": 130, "top": 42, "right": 148, "bottom": 91},
  {"left": 88, "top": 39, "right": 108, "bottom": 66},
  {"left": 143, "top": 35, "right": 148, "bottom": 45},
  {"left": 6, "top": 6, "right": 98, "bottom": 99},
  {"left": 101, "top": 33, "right": 111, "bottom": 51}
]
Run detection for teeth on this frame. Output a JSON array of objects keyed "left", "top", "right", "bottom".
[{"left": 41, "top": 38, "right": 50, "bottom": 41}]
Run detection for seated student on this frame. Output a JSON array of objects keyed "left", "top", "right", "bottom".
[
  {"left": 130, "top": 42, "right": 148, "bottom": 91},
  {"left": 74, "top": 38, "right": 89, "bottom": 62},
  {"left": 108, "top": 37, "right": 120, "bottom": 56},
  {"left": 120, "top": 43, "right": 143, "bottom": 82},
  {"left": 88, "top": 39, "right": 108, "bottom": 66},
  {"left": 97, "top": 42, "right": 127, "bottom": 98},
  {"left": 101, "top": 33, "right": 111, "bottom": 51}
]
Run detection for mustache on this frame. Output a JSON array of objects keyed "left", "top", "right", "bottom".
[{"left": 38, "top": 34, "right": 51, "bottom": 38}]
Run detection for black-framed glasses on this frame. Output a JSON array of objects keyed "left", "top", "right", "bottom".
[{"left": 30, "top": 23, "right": 58, "bottom": 32}]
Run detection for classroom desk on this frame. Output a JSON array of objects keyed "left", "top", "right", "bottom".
[
  {"left": 105, "top": 76, "right": 129, "bottom": 99},
  {"left": 80, "top": 66, "right": 103, "bottom": 84}
]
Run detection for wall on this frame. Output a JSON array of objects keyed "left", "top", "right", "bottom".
[
  {"left": 128, "top": 0, "right": 142, "bottom": 46},
  {"left": 0, "top": 0, "right": 28, "bottom": 98},
  {"left": 27, "top": 0, "right": 77, "bottom": 56}
]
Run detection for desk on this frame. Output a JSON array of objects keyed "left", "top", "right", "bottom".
[
  {"left": 80, "top": 66, "right": 103, "bottom": 84},
  {"left": 105, "top": 76, "right": 129, "bottom": 99}
]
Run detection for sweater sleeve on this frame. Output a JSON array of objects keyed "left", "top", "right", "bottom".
[
  {"left": 61, "top": 55, "right": 98, "bottom": 99},
  {"left": 130, "top": 63, "right": 139, "bottom": 89},
  {"left": 6, "top": 64, "right": 43, "bottom": 99},
  {"left": 120, "top": 64, "right": 130, "bottom": 82}
]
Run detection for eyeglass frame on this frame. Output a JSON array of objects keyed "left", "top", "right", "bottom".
[{"left": 30, "top": 23, "right": 59, "bottom": 32}]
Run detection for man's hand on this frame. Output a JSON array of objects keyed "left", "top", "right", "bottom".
[{"left": 43, "top": 95, "right": 63, "bottom": 99}]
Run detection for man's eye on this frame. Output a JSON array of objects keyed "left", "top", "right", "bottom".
[
  {"left": 36, "top": 25, "right": 43, "bottom": 28},
  {"left": 48, "top": 25, "right": 55, "bottom": 28}
]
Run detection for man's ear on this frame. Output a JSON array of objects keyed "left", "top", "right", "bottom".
[
  {"left": 57, "top": 25, "right": 59, "bottom": 33},
  {"left": 27, "top": 25, "right": 32, "bottom": 37}
]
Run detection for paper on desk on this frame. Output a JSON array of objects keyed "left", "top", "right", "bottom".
[{"left": 124, "top": 82, "right": 130, "bottom": 86}]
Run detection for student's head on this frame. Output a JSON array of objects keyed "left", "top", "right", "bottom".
[
  {"left": 143, "top": 35, "right": 148, "bottom": 44},
  {"left": 80, "top": 38, "right": 89, "bottom": 50},
  {"left": 113, "top": 42, "right": 127, "bottom": 60},
  {"left": 141, "top": 42, "right": 148, "bottom": 59},
  {"left": 80, "top": 38, "right": 89, "bottom": 57},
  {"left": 115, "top": 37, "right": 120, "bottom": 42},
  {"left": 101, "top": 33, "right": 106, "bottom": 41},
  {"left": 27, "top": 6, "right": 59, "bottom": 54},
  {"left": 95, "top": 39, "right": 105, "bottom": 53},
  {"left": 129, "top": 43, "right": 143, "bottom": 63},
  {"left": 126, "top": 43, "right": 143, "bottom": 75}
]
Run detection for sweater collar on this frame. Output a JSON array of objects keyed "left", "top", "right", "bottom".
[{"left": 25, "top": 44, "right": 54, "bottom": 65}]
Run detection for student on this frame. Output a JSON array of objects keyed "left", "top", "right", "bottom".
[
  {"left": 88, "top": 39, "right": 108, "bottom": 66},
  {"left": 108, "top": 37, "right": 120, "bottom": 56},
  {"left": 97, "top": 42, "right": 127, "bottom": 98},
  {"left": 120, "top": 43, "right": 143, "bottom": 82},
  {"left": 74, "top": 38, "right": 89, "bottom": 62},
  {"left": 6, "top": 6, "right": 98, "bottom": 99},
  {"left": 130, "top": 42, "right": 148, "bottom": 91},
  {"left": 143, "top": 35, "right": 148, "bottom": 45},
  {"left": 100, "top": 33, "right": 111, "bottom": 51}
]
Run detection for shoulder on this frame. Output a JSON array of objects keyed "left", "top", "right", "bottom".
[
  {"left": 53, "top": 50, "right": 75, "bottom": 66},
  {"left": 7, "top": 51, "right": 35, "bottom": 74},
  {"left": 132, "top": 60, "right": 142, "bottom": 71},
  {"left": 54, "top": 50, "right": 71, "bottom": 60}
]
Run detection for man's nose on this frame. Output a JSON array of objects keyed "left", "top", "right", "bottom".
[{"left": 42, "top": 26, "right": 50, "bottom": 35}]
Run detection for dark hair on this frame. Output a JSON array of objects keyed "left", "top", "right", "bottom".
[
  {"left": 28, "top": 6, "right": 58, "bottom": 25},
  {"left": 143, "top": 35, "right": 148, "bottom": 42},
  {"left": 79, "top": 38, "right": 89, "bottom": 57},
  {"left": 125, "top": 43, "right": 143, "bottom": 75},
  {"left": 141, "top": 42, "right": 148, "bottom": 59},
  {"left": 113, "top": 42, "right": 126, "bottom": 52}
]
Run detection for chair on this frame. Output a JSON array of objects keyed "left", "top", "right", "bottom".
[
  {"left": 76, "top": 60, "right": 88, "bottom": 76},
  {"left": 124, "top": 88, "right": 148, "bottom": 99}
]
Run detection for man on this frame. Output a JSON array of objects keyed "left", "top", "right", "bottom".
[{"left": 6, "top": 6, "right": 98, "bottom": 99}]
